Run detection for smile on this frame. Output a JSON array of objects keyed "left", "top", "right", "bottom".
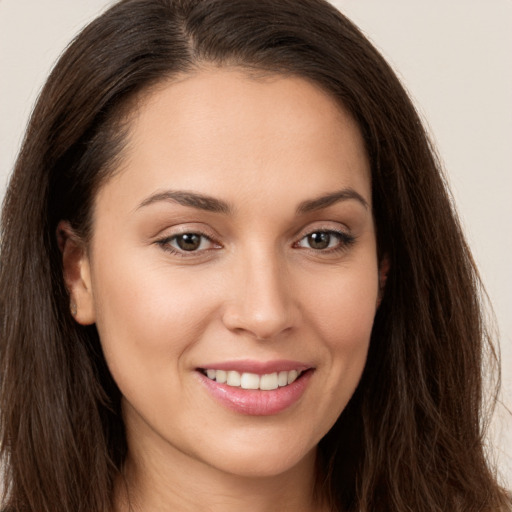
[
  {"left": 197, "top": 364, "right": 313, "bottom": 416},
  {"left": 201, "top": 369, "right": 303, "bottom": 390}
]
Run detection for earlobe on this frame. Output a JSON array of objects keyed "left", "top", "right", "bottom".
[
  {"left": 377, "top": 255, "right": 390, "bottom": 307},
  {"left": 57, "top": 221, "right": 96, "bottom": 325}
]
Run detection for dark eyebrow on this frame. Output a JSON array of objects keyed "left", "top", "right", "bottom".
[
  {"left": 296, "top": 188, "right": 369, "bottom": 214},
  {"left": 137, "top": 190, "right": 232, "bottom": 214}
]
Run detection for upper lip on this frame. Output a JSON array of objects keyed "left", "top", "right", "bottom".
[{"left": 197, "top": 359, "right": 312, "bottom": 374}]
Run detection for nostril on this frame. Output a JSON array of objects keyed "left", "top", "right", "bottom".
[{"left": 221, "top": 306, "right": 295, "bottom": 341}]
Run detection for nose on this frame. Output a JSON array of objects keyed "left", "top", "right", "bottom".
[{"left": 221, "top": 249, "right": 297, "bottom": 341}]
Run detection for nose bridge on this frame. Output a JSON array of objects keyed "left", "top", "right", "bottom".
[{"left": 222, "top": 243, "right": 295, "bottom": 340}]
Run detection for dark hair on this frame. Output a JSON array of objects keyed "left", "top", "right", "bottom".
[{"left": 1, "top": 0, "right": 509, "bottom": 511}]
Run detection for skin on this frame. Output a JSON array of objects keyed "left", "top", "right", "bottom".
[{"left": 62, "top": 68, "right": 385, "bottom": 512}]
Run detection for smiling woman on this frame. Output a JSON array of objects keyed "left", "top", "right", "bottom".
[
  {"left": 60, "top": 72, "right": 379, "bottom": 487},
  {"left": 0, "top": 1, "right": 510, "bottom": 512}
]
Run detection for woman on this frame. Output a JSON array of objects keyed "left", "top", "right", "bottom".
[{"left": 0, "top": 0, "right": 509, "bottom": 511}]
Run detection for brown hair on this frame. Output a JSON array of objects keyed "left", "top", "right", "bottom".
[{"left": 0, "top": 0, "right": 509, "bottom": 511}]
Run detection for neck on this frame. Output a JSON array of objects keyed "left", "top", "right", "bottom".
[{"left": 115, "top": 433, "right": 329, "bottom": 512}]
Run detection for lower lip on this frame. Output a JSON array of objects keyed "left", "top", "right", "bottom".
[{"left": 197, "top": 370, "right": 313, "bottom": 416}]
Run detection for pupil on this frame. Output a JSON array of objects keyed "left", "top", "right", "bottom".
[
  {"left": 177, "top": 233, "right": 201, "bottom": 251},
  {"left": 308, "top": 232, "right": 330, "bottom": 250}
]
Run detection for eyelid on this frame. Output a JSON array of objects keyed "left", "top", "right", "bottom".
[
  {"left": 294, "top": 221, "right": 352, "bottom": 240},
  {"left": 293, "top": 224, "right": 356, "bottom": 253},
  {"left": 153, "top": 225, "right": 223, "bottom": 257},
  {"left": 152, "top": 222, "right": 220, "bottom": 242}
]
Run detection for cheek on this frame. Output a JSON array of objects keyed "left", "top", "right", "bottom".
[
  {"left": 89, "top": 251, "right": 220, "bottom": 390},
  {"left": 303, "top": 259, "right": 379, "bottom": 343},
  {"left": 298, "top": 261, "right": 378, "bottom": 407}
]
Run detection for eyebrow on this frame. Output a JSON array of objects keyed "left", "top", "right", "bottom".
[
  {"left": 296, "top": 188, "right": 369, "bottom": 214},
  {"left": 137, "top": 190, "right": 232, "bottom": 214},
  {"left": 137, "top": 187, "right": 369, "bottom": 215}
]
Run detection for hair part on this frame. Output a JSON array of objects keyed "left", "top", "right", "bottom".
[{"left": 1, "top": 1, "right": 509, "bottom": 511}]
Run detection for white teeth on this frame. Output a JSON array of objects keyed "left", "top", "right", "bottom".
[
  {"left": 240, "top": 372, "right": 260, "bottom": 390},
  {"left": 226, "top": 371, "right": 241, "bottom": 387},
  {"left": 278, "top": 371, "right": 288, "bottom": 387},
  {"left": 260, "top": 372, "right": 278, "bottom": 390},
  {"left": 287, "top": 370, "right": 298, "bottom": 384},
  {"left": 203, "top": 369, "right": 304, "bottom": 390}
]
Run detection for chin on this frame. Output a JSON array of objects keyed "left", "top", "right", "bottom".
[{"left": 193, "top": 427, "right": 320, "bottom": 480}]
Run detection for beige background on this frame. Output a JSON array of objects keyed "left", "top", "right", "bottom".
[{"left": 0, "top": 0, "right": 510, "bottom": 489}]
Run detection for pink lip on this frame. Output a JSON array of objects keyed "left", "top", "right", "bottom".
[
  {"left": 197, "top": 359, "right": 311, "bottom": 374},
  {"left": 196, "top": 367, "right": 313, "bottom": 416}
]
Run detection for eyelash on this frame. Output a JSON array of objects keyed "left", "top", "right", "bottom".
[
  {"left": 156, "top": 232, "right": 220, "bottom": 257},
  {"left": 155, "top": 229, "right": 356, "bottom": 257},
  {"left": 294, "top": 229, "right": 356, "bottom": 254}
]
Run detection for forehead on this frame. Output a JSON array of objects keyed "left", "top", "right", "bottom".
[{"left": 95, "top": 68, "right": 371, "bottom": 216}]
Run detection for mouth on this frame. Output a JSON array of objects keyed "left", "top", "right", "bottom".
[
  {"left": 199, "top": 368, "right": 305, "bottom": 391},
  {"left": 196, "top": 363, "right": 314, "bottom": 416}
]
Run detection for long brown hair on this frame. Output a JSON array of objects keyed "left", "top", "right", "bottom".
[{"left": 1, "top": 1, "right": 509, "bottom": 511}]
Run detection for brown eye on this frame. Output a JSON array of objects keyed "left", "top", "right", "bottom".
[
  {"left": 158, "top": 232, "right": 216, "bottom": 254},
  {"left": 296, "top": 230, "right": 355, "bottom": 252},
  {"left": 307, "top": 232, "right": 332, "bottom": 250},
  {"left": 175, "top": 233, "right": 202, "bottom": 251},
  {"left": 156, "top": 231, "right": 222, "bottom": 256}
]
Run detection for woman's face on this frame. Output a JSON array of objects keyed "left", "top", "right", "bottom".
[{"left": 70, "top": 69, "right": 381, "bottom": 479}]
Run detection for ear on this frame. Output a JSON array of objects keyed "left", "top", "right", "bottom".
[
  {"left": 57, "top": 221, "right": 96, "bottom": 325},
  {"left": 377, "top": 255, "right": 390, "bottom": 307}
]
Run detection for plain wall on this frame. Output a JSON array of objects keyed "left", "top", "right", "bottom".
[{"left": 0, "top": 0, "right": 510, "bottom": 489}]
